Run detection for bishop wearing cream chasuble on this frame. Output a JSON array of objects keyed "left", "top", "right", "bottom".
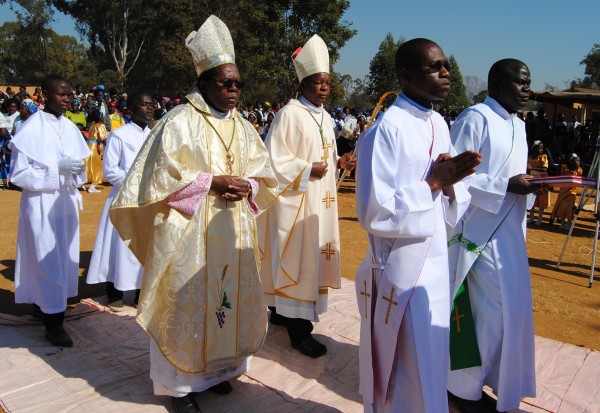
[
  {"left": 258, "top": 34, "right": 354, "bottom": 358},
  {"left": 109, "top": 15, "right": 277, "bottom": 413}
]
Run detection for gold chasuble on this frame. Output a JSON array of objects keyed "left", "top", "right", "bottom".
[{"left": 110, "top": 88, "right": 277, "bottom": 374}]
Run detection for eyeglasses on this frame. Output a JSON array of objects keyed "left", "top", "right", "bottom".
[
  {"left": 211, "top": 79, "right": 244, "bottom": 89},
  {"left": 411, "top": 60, "right": 450, "bottom": 73}
]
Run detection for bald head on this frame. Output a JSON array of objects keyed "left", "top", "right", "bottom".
[{"left": 487, "top": 58, "right": 531, "bottom": 114}]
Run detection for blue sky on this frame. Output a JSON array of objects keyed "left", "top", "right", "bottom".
[{"left": 2, "top": 1, "right": 599, "bottom": 91}]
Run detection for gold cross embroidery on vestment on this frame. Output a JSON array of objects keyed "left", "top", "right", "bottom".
[
  {"left": 321, "top": 243, "right": 335, "bottom": 261},
  {"left": 382, "top": 287, "right": 398, "bottom": 324}
]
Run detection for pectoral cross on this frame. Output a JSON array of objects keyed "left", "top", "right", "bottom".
[
  {"left": 452, "top": 306, "right": 465, "bottom": 332},
  {"left": 322, "top": 190, "right": 335, "bottom": 209},
  {"left": 382, "top": 287, "right": 398, "bottom": 324},
  {"left": 225, "top": 151, "right": 235, "bottom": 175},
  {"left": 322, "top": 142, "right": 332, "bottom": 162},
  {"left": 321, "top": 243, "right": 336, "bottom": 261},
  {"left": 360, "top": 280, "right": 370, "bottom": 318}
]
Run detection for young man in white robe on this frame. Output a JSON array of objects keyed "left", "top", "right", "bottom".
[
  {"left": 355, "top": 38, "right": 481, "bottom": 413},
  {"left": 10, "top": 75, "right": 90, "bottom": 347},
  {"left": 447, "top": 59, "right": 538, "bottom": 413},
  {"left": 86, "top": 92, "right": 154, "bottom": 311},
  {"left": 110, "top": 16, "right": 278, "bottom": 413},
  {"left": 257, "top": 34, "right": 355, "bottom": 358}
]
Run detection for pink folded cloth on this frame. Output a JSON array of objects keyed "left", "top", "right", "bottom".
[
  {"left": 165, "top": 174, "right": 260, "bottom": 216},
  {"left": 164, "top": 172, "right": 212, "bottom": 215},
  {"left": 247, "top": 178, "right": 260, "bottom": 215}
]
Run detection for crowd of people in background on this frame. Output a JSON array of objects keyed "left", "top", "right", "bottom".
[{"left": 0, "top": 83, "right": 373, "bottom": 191}]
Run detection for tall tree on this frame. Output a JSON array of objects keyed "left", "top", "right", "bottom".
[
  {"left": 443, "top": 55, "right": 470, "bottom": 112},
  {"left": 580, "top": 43, "right": 600, "bottom": 88},
  {"left": 0, "top": 20, "right": 94, "bottom": 85},
  {"left": 52, "top": 0, "right": 151, "bottom": 84},
  {"left": 4, "top": 0, "right": 55, "bottom": 75},
  {"left": 366, "top": 33, "right": 403, "bottom": 103}
]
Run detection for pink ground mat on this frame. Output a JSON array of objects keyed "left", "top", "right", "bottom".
[{"left": 0, "top": 279, "right": 598, "bottom": 413}]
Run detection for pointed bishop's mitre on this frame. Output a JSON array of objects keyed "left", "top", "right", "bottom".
[
  {"left": 292, "top": 34, "right": 330, "bottom": 82},
  {"left": 186, "top": 15, "right": 235, "bottom": 76}
]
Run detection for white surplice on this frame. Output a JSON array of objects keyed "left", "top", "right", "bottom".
[
  {"left": 355, "top": 94, "right": 471, "bottom": 413},
  {"left": 447, "top": 97, "right": 536, "bottom": 412},
  {"left": 86, "top": 122, "right": 149, "bottom": 290},
  {"left": 258, "top": 96, "right": 341, "bottom": 320},
  {"left": 9, "top": 111, "right": 90, "bottom": 314}
]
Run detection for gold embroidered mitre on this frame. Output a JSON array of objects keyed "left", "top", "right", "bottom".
[
  {"left": 186, "top": 15, "right": 235, "bottom": 76},
  {"left": 292, "top": 34, "right": 330, "bottom": 82}
]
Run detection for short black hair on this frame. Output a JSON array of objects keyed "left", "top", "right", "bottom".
[
  {"left": 127, "top": 91, "right": 151, "bottom": 108},
  {"left": 90, "top": 108, "right": 102, "bottom": 123},
  {"left": 41, "top": 75, "right": 70, "bottom": 94},
  {"left": 395, "top": 38, "right": 439, "bottom": 73},
  {"left": 488, "top": 58, "right": 528, "bottom": 86}
]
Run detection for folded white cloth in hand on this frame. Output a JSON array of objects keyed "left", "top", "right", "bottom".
[{"left": 58, "top": 158, "right": 85, "bottom": 175}]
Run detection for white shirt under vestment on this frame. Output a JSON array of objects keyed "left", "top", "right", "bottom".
[
  {"left": 355, "top": 94, "right": 471, "bottom": 413},
  {"left": 10, "top": 111, "right": 90, "bottom": 313},
  {"left": 258, "top": 96, "right": 341, "bottom": 321},
  {"left": 447, "top": 97, "right": 536, "bottom": 411},
  {"left": 86, "top": 122, "right": 149, "bottom": 290}
]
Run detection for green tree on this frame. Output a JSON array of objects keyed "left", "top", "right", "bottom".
[
  {"left": 580, "top": 43, "right": 600, "bottom": 88},
  {"left": 443, "top": 55, "right": 470, "bottom": 112},
  {"left": 366, "top": 33, "right": 403, "bottom": 103},
  {"left": 0, "top": 20, "right": 94, "bottom": 86},
  {"left": 471, "top": 89, "right": 488, "bottom": 104}
]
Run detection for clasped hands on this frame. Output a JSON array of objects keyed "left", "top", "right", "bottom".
[
  {"left": 426, "top": 151, "right": 482, "bottom": 192},
  {"left": 211, "top": 175, "right": 252, "bottom": 202}
]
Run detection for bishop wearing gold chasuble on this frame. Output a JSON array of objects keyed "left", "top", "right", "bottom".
[
  {"left": 109, "top": 15, "right": 277, "bottom": 413},
  {"left": 257, "top": 34, "right": 354, "bottom": 359}
]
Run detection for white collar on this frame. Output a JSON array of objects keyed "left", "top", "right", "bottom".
[
  {"left": 484, "top": 97, "right": 516, "bottom": 120},
  {"left": 299, "top": 95, "right": 323, "bottom": 114},
  {"left": 208, "top": 105, "right": 232, "bottom": 120}
]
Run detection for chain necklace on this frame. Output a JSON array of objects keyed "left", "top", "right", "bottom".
[
  {"left": 203, "top": 113, "right": 236, "bottom": 174},
  {"left": 45, "top": 112, "right": 66, "bottom": 156},
  {"left": 305, "top": 109, "right": 328, "bottom": 161}
]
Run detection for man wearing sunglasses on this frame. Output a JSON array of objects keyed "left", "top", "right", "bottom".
[
  {"left": 354, "top": 38, "right": 481, "bottom": 413},
  {"left": 447, "top": 59, "right": 537, "bottom": 413},
  {"left": 110, "top": 15, "right": 277, "bottom": 413}
]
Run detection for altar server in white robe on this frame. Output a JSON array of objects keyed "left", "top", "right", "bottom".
[
  {"left": 355, "top": 38, "right": 481, "bottom": 413},
  {"left": 10, "top": 75, "right": 89, "bottom": 347},
  {"left": 447, "top": 59, "right": 538, "bottom": 413},
  {"left": 258, "top": 34, "right": 354, "bottom": 358},
  {"left": 86, "top": 92, "right": 154, "bottom": 311}
]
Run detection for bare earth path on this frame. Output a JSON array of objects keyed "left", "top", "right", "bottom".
[{"left": 1, "top": 181, "right": 600, "bottom": 349}]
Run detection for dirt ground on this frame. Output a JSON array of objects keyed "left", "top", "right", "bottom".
[{"left": 2, "top": 181, "right": 600, "bottom": 350}]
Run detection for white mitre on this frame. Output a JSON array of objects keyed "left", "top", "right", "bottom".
[
  {"left": 292, "top": 34, "right": 330, "bottom": 82},
  {"left": 186, "top": 15, "right": 235, "bottom": 76}
]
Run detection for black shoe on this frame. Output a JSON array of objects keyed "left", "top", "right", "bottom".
[
  {"left": 32, "top": 304, "right": 43, "bottom": 319},
  {"left": 171, "top": 394, "right": 201, "bottom": 413},
  {"left": 481, "top": 391, "right": 501, "bottom": 413},
  {"left": 448, "top": 391, "right": 494, "bottom": 413},
  {"left": 208, "top": 380, "right": 232, "bottom": 395},
  {"left": 108, "top": 299, "right": 126, "bottom": 312},
  {"left": 291, "top": 335, "right": 327, "bottom": 358},
  {"left": 269, "top": 311, "right": 288, "bottom": 326},
  {"left": 45, "top": 326, "right": 74, "bottom": 347}
]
